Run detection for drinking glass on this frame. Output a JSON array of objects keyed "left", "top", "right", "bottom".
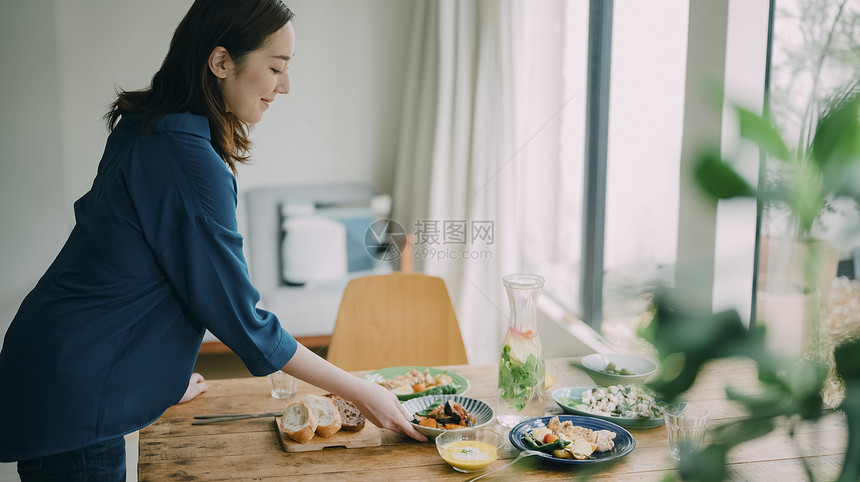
[
  {"left": 662, "top": 402, "right": 710, "bottom": 461},
  {"left": 267, "top": 371, "right": 298, "bottom": 399}
]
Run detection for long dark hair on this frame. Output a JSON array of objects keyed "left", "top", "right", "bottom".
[{"left": 106, "top": 0, "right": 294, "bottom": 173}]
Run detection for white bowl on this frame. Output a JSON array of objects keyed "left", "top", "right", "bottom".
[
  {"left": 401, "top": 395, "right": 495, "bottom": 438},
  {"left": 580, "top": 353, "right": 657, "bottom": 386}
]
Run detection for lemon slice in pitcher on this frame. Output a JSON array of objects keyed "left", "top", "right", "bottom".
[
  {"left": 545, "top": 372, "right": 557, "bottom": 390},
  {"left": 507, "top": 334, "right": 536, "bottom": 365}
]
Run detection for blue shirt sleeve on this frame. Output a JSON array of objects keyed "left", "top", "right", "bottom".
[{"left": 125, "top": 126, "right": 297, "bottom": 376}]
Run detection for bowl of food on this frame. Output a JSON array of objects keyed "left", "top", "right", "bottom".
[
  {"left": 553, "top": 385, "right": 665, "bottom": 428},
  {"left": 401, "top": 395, "right": 495, "bottom": 438},
  {"left": 580, "top": 353, "right": 657, "bottom": 387},
  {"left": 435, "top": 428, "right": 505, "bottom": 473},
  {"left": 363, "top": 366, "right": 469, "bottom": 401}
]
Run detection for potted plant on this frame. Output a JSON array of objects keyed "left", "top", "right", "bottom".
[
  {"left": 696, "top": 87, "right": 859, "bottom": 357},
  {"left": 758, "top": 0, "right": 860, "bottom": 354},
  {"left": 662, "top": 86, "right": 860, "bottom": 482}
]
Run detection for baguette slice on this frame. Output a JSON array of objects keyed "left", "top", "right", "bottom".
[
  {"left": 325, "top": 394, "right": 366, "bottom": 431},
  {"left": 302, "top": 394, "right": 342, "bottom": 438},
  {"left": 281, "top": 402, "right": 318, "bottom": 444}
]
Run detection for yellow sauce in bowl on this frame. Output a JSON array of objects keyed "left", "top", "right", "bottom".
[{"left": 439, "top": 440, "right": 501, "bottom": 472}]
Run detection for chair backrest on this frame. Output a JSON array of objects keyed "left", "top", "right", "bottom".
[{"left": 326, "top": 272, "right": 469, "bottom": 371}]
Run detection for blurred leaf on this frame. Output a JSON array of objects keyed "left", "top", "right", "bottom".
[
  {"left": 810, "top": 92, "right": 860, "bottom": 170},
  {"left": 826, "top": 163, "right": 860, "bottom": 201},
  {"left": 725, "top": 385, "right": 785, "bottom": 415},
  {"left": 709, "top": 418, "right": 776, "bottom": 453},
  {"left": 837, "top": 385, "right": 860, "bottom": 482},
  {"left": 694, "top": 153, "right": 756, "bottom": 200},
  {"left": 642, "top": 290, "right": 835, "bottom": 481},
  {"left": 643, "top": 294, "right": 751, "bottom": 402},
  {"left": 647, "top": 355, "right": 706, "bottom": 402},
  {"left": 678, "top": 445, "right": 730, "bottom": 482},
  {"left": 646, "top": 294, "right": 748, "bottom": 357},
  {"left": 789, "top": 167, "right": 825, "bottom": 234},
  {"left": 784, "top": 362, "right": 827, "bottom": 421},
  {"left": 835, "top": 339, "right": 860, "bottom": 482},
  {"left": 812, "top": 92, "right": 860, "bottom": 204},
  {"left": 737, "top": 107, "right": 791, "bottom": 161},
  {"left": 834, "top": 338, "right": 860, "bottom": 379}
]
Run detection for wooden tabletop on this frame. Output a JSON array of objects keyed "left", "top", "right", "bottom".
[{"left": 138, "top": 357, "right": 847, "bottom": 480}]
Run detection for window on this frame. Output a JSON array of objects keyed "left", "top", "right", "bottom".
[
  {"left": 603, "top": 0, "right": 689, "bottom": 331},
  {"left": 519, "top": 1, "right": 773, "bottom": 346}
]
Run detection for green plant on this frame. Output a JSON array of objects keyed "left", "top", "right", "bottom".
[
  {"left": 696, "top": 90, "right": 860, "bottom": 238},
  {"left": 767, "top": 0, "right": 860, "bottom": 242},
  {"left": 697, "top": 91, "right": 859, "bottom": 299},
  {"left": 647, "top": 88, "right": 859, "bottom": 481},
  {"left": 640, "top": 291, "right": 858, "bottom": 481}
]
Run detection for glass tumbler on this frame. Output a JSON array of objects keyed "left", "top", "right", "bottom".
[
  {"left": 662, "top": 402, "right": 710, "bottom": 461},
  {"left": 267, "top": 371, "right": 298, "bottom": 399}
]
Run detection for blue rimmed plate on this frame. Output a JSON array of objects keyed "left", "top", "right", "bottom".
[
  {"left": 508, "top": 415, "right": 635, "bottom": 465},
  {"left": 401, "top": 395, "right": 495, "bottom": 438},
  {"left": 553, "top": 387, "right": 665, "bottom": 429}
]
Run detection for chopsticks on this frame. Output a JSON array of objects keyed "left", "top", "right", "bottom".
[{"left": 192, "top": 411, "right": 282, "bottom": 425}]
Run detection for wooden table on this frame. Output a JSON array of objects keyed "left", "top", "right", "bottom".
[{"left": 138, "top": 357, "right": 847, "bottom": 480}]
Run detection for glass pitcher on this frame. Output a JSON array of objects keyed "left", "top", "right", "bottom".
[{"left": 496, "top": 273, "right": 546, "bottom": 427}]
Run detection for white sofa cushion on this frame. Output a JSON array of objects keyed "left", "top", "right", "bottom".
[{"left": 280, "top": 215, "right": 348, "bottom": 286}]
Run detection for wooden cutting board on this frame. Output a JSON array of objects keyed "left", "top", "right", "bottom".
[{"left": 274, "top": 417, "right": 382, "bottom": 452}]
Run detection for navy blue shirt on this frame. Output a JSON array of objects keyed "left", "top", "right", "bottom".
[{"left": 0, "top": 113, "right": 297, "bottom": 461}]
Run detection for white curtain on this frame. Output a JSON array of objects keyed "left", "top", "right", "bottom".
[{"left": 392, "top": 0, "right": 577, "bottom": 363}]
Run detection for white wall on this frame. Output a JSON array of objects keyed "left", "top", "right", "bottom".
[
  {"left": 248, "top": 0, "right": 414, "bottom": 195},
  {"left": 0, "top": 1, "right": 69, "bottom": 351},
  {"left": 0, "top": 0, "right": 415, "bottom": 348}
]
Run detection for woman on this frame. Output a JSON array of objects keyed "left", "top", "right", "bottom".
[{"left": 0, "top": 1, "right": 424, "bottom": 479}]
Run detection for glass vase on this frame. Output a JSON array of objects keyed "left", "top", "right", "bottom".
[{"left": 496, "top": 273, "right": 546, "bottom": 427}]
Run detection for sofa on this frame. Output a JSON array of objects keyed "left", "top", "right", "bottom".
[{"left": 201, "top": 183, "right": 392, "bottom": 352}]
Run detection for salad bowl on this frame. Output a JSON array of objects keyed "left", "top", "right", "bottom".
[{"left": 580, "top": 353, "right": 657, "bottom": 387}]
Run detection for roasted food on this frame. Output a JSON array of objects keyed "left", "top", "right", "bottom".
[
  {"left": 524, "top": 416, "right": 616, "bottom": 459},
  {"left": 370, "top": 368, "right": 457, "bottom": 400},
  {"left": 411, "top": 399, "right": 476, "bottom": 430}
]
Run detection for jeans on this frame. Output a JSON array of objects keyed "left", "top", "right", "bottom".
[{"left": 17, "top": 436, "right": 125, "bottom": 482}]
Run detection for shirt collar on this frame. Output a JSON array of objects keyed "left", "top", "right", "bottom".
[{"left": 122, "top": 113, "right": 211, "bottom": 140}]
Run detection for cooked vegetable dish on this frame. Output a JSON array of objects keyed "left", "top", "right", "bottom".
[
  {"left": 601, "top": 362, "right": 632, "bottom": 375},
  {"left": 523, "top": 416, "right": 616, "bottom": 460},
  {"left": 370, "top": 368, "right": 460, "bottom": 401},
  {"left": 411, "top": 399, "right": 476, "bottom": 430}
]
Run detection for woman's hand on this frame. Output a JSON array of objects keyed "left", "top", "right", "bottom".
[
  {"left": 348, "top": 379, "right": 427, "bottom": 442},
  {"left": 178, "top": 372, "right": 209, "bottom": 403},
  {"left": 281, "top": 344, "right": 427, "bottom": 442}
]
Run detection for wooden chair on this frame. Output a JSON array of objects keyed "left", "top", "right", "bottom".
[{"left": 326, "top": 272, "right": 469, "bottom": 371}]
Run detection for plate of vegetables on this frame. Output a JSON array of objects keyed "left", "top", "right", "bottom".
[
  {"left": 552, "top": 386, "right": 665, "bottom": 428},
  {"left": 401, "top": 395, "right": 494, "bottom": 437},
  {"left": 364, "top": 366, "right": 469, "bottom": 401},
  {"left": 509, "top": 415, "right": 635, "bottom": 465}
]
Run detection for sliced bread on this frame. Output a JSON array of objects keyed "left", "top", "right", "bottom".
[
  {"left": 325, "top": 394, "right": 366, "bottom": 431},
  {"left": 281, "top": 402, "right": 317, "bottom": 444},
  {"left": 302, "top": 394, "right": 342, "bottom": 438}
]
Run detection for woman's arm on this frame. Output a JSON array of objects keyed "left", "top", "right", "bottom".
[{"left": 282, "top": 344, "right": 427, "bottom": 442}]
